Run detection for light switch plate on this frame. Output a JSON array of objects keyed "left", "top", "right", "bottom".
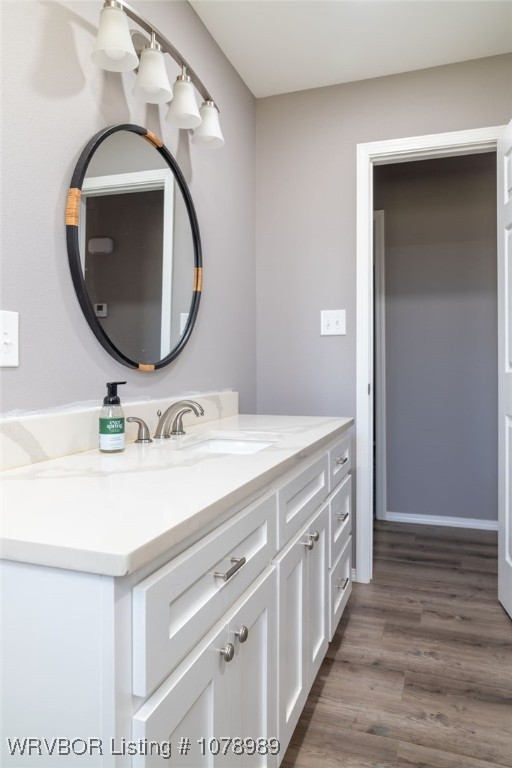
[
  {"left": 0, "top": 310, "right": 19, "bottom": 366},
  {"left": 321, "top": 309, "right": 346, "bottom": 336}
]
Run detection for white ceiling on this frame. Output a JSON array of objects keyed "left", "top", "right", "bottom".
[{"left": 190, "top": 0, "right": 512, "bottom": 98}]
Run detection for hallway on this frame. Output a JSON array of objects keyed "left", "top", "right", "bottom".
[{"left": 283, "top": 521, "right": 512, "bottom": 767}]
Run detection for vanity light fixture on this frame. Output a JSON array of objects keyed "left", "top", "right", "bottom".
[
  {"left": 91, "top": 0, "right": 224, "bottom": 147},
  {"left": 91, "top": 0, "right": 138, "bottom": 71},
  {"left": 166, "top": 67, "right": 202, "bottom": 129},
  {"left": 192, "top": 101, "right": 224, "bottom": 148},
  {"left": 132, "top": 33, "right": 173, "bottom": 104}
]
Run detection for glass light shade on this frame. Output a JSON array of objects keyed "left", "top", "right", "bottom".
[
  {"left": 191, "top": 102, "right": 225, "bottom": 148},
  {"left": 91, "top": 5, "right": 138, "bottom": 72},
  {"left": 133, "top": 46, "right": 173, "bottom": 104},
  {"left": 166, "top": 78, "right": 202, "bottom": 129}
]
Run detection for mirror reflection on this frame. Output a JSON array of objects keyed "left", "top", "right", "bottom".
[{"left": 67, "top": 126, "right": 201, "bottom": 369}]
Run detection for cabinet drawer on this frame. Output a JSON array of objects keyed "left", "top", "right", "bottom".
[
  {"left": 329, "top": 537, "right": 352, "bottom": 641},
  {"left": 328, "top": 432, "right": 351, "bottom": 491},
  {"left": 133, "top": 493, "right": 277, "bottom": 697},
  {"left": 277, "top": 455, "right": 328, "bottom": 547},
  {"left": 329, "top": 475, "right": 351, "bottom": 568}
]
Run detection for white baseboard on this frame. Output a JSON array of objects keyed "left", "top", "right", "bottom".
[{"left": 382, "top": 511, "right": 498, "bottom": 531}]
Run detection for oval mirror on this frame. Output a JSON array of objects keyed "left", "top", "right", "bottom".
[{"left": 66, "top": 124, "right": 202, "bottom": 371}]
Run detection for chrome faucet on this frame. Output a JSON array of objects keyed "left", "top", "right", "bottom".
[{"left": 154, "top": 400, "right": 204, "bottom": 439}]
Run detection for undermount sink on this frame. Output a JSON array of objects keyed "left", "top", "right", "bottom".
[{"left": 187, "top": 437, "right": 274, "bottom": 455}]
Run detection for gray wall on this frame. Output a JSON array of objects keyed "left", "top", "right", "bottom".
[
  {"left": 374, "top": 154, "right": 498, "bottom": 522},
  {"left": 1, "top": 2, "right": 511, "bottom": 423},
  {"left": 0, "top": 1, "right": 257, "bottom": 413},
  {"left": 255, "top": 54, "right": 512, "bottom": 417}
]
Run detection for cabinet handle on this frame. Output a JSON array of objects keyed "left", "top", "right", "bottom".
[
  {"left": 303, "top": 532, "right": 319, "bottom": 550},
  {"left": 214, "top": 556, "right": 246, "bottom": 582},
  {"left": 336, "top": 577, "right": 349, "bottom": 591},
  {"left": 337, "top": 512, "right": 349, "bottom": 522},
  {"left": 336, "top": 456, "right": 349, "bottom": 466},
  {"left": 235, "top": 625, "right": 249, "bottom": 644},
  {"left": 220, "top": 643, "right": 235, "bottom": 662}
]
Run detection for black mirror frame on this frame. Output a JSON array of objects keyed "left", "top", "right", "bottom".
[{"left": 66, "top": 124, "right": 202, "bottom": 371}]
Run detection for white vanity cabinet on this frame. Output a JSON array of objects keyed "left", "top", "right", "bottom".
[{"left": 0, "top": 417, "right": 354, "bottom": 768}]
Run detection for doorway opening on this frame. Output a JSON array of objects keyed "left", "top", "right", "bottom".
[
  {"left": 373, "top": 154, "right": 497, "bottom": 534},
  {"left": 355, "top": 126, "right": 503, "bottom": 585}
]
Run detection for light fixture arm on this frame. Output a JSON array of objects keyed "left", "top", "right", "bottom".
[{"left": 115, "top": 0, "right": 216, "bottom": 107}]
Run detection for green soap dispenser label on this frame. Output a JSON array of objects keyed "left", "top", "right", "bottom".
[{"left": 99, "top": 418, "right": 125, "bottom": 450}]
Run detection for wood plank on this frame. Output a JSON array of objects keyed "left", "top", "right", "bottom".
[
  {"left": 396, "top": 742, "right": 509, "bottom": 768},
  {"left": 308, "top": 658, "right": 405, "bottom": 707},
  {"left": 420, "top": 603, "right": 512, "bottom": 639},
  {"left": 334, "top": 627, "right": 512, "bottom": 691},
  {"left": 281, "top": 719, "right": 399, "bottom": 768}
]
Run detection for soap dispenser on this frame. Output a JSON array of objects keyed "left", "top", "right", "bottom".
[{"left": 99, "top": 381, "right": 126, "bottom": 453}]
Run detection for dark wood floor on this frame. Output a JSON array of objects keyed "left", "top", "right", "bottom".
[{"left": 282, "top": 521, "right": 512, "bottom": 768}]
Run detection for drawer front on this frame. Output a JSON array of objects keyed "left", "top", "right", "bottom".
[
  {"left": 329, "top": 475, "right": 352, "bottom": 568},
  {"left": 329, "top": 537, "right": 352, "bottom": 641},
  {"left": 328, "top": 432, "right": 351, "bottom": 492},
  {"left": 133, "top": 493, "right": 277, "bottom": 697},
  {"left": 277, "top": 455, "right": 328, "bottom": 547}
]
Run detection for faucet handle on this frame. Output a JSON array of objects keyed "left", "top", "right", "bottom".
[{"left": 127, "top": 417, "right": 153, "bottom": 444}]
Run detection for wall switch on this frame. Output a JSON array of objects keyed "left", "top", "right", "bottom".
[
  {"left": 321, "top": 309, "right": 346, "bottom": 336},
  {"left": 0, "top": 310, "right": 19, "bottom": 366}
]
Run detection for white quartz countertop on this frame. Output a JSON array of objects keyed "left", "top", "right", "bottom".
[{"left": 0, "top": 414, "right": 353, "bottom": 577}]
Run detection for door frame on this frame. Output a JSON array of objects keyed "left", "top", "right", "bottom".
[
  {"left": 81, "top": 168, "right": 175, "bottom": 359},
  {"left": 373, "top": 210, "right": 387, "bottom": 521},
  {"left": 355, "top": 125, "right": 504, "bottom": 584}
]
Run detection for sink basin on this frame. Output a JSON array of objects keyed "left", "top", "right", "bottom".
[{"left": 188, "top": 437, "right": 274, "bottom": 455}]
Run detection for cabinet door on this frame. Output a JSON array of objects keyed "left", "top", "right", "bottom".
[
  {"left": 275, "top": 530, "right": 308, "bottom": 754},
  {"left": 132, "top": 624, "right": 230, "bottom": 768},
  {"left": 275, "top": 503, "right": 330, "bottom": 755},
  {"left": 227, "top": 569, "right": 278, "bottom": 768},
  {"left": 306, "top": 504, "right": 329, "bottom": 687}
]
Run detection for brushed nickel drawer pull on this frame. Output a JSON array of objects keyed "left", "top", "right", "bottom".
[
  {"left": 235, "top": 625, "right": 249, "bottom": 644},
  {"left": 214, "top": 556, "right": 246, "bottom": 582},
  {"left": 337, "top": 577, "right": 349, "bottom": 591},
  {"left": 336, "top": 456, "right": 349, "bottom": 466},
  {"left": 337, "top": 512, "right": 349, "bottom": 522},
  {"left": 220, "top": 643, "right": 235, "bottom": 662},
  {"left": 303, "top": 531, "right": 319, "bottom": 550}
]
